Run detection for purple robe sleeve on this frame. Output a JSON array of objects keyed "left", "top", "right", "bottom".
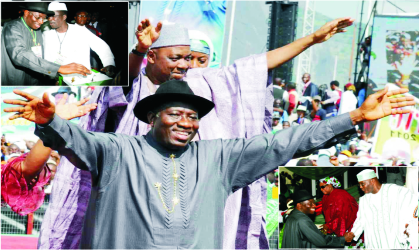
[{"left": 186, "top": 53, "right": 272, "bottom": 249}]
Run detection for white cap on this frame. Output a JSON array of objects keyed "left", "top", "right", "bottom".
[
  {"left": 357, "top": 169, "right": 377, "bottom": 182},
  {"left": 296, "top": 105, "right": 307, "bottom": 112},
  {"left": 48, "top": 2, "right": 67, "bottom": 11}
]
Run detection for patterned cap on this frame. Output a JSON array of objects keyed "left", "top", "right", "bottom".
[
  {"left": 150, "top": 23, "right": 190, "bottom": 49},
  {"left": 319, "top": 176, "right": 341, "bottom": 188}
]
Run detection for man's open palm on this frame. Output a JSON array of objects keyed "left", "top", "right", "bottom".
[
  {"left": 55, "top": 94, "right": 97, "bottom": 120},
  {"left": 313, "top": 17, "right": 354, "bottom": 44},
  {"left": 3, "top": 90, "right": 55, "bottom": 125},
  {"left": 360, "top": 87, "right": 415, "bottom": 121},
  {"left": 136, "top": 19, "right": 163, "bottom": 51}
]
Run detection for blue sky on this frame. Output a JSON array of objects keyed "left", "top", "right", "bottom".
[{"left": 312, "top": 0, "right": 419, "bottom": 21}]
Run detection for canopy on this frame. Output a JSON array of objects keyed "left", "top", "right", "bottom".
[{"left": 285, "top": 167, "right": 349, "bottom": 180}]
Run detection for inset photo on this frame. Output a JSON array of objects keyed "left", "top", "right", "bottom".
[
  {"left": 1, "top": 1, "right": 128, "bottom": 86},
  {"left": 279, "top": 167, "right": 418, "bottom": 249}
]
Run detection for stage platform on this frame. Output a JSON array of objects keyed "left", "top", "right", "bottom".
[{"left": 1, "top": 234, "right": 38, "bottom": 249}]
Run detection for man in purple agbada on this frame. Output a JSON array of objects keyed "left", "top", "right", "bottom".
[{"left": 38, "top": 17, "right": 355, "bottom": 249}]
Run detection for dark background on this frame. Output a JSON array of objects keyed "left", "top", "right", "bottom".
[{"left": 1, "top": 1, "right": 129, "bottom": 85}]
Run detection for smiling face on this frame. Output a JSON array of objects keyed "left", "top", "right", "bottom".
[
  {"left": 24, "top": 10, "right": 46, "bottom": 30},
  {"left": 298, "top": 199, "right": 316, "bottom": 215},
  {"left": 147, "top": 46, "right": 191, "bottom": 84},
  {"left": 359, "top": 179, "right": 374, "bottom": 194},
  {"left": 302, "top": 73, "right": 310, "bottom": 84},
  {"left": 319, "top": 182, "right": 334, "bottom": 195},
  {"left": 149, "top": 107, "right": 199, "bottom": 150}
]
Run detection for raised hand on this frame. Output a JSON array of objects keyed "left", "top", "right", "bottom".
[
  {"left": 135, "top": 18, "right": 163, "bottom": 52},
  {"left": 360, "top": 87, "right": 415, "bottom": 121},
  {"left": 3, "top": 90, "right": 56, "bottom": 125},
  {"left": 55, "top": 93, "right": 97, "bottom": 120},
  {"left": 349, "top": 86, "right": 416, "bottom": 124},
  {"left": 312, "top": 17, "right": 354, "bottom": 44}
]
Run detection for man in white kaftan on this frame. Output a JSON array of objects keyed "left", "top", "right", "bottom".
[
  {"left": 350, "top": 169, "right": 418, "bottom": 249},
  {"left": 43, "top": 2, "right": 115, "bottom": 70}
]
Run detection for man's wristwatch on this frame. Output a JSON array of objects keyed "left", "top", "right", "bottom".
[{"left": 131, "top": 44, "right": 146, "bottom": 56}]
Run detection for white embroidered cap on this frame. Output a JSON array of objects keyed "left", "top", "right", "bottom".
[
  {"left": 356, "top": 169, "right": 377, "bottom": 182},
  {"left": 48, "top": 2, "right": 67, "bottom": 11}
]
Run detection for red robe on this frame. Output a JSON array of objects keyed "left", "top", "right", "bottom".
[
  {"left": 1, "top": 154, "right": 50, "bottom": 215},
  {"left": 322, "top": 188, "right": 358, "bottom": 237}
]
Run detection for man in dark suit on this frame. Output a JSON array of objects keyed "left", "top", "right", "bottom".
[
  {"left": 1, "top": 2, "right": 90, "bottom": 85},
  {"left": 281, "top": 190, "right": 353, "bottom": 248},
  {"left": 302, "top": 73, "right": 319, "bottom": 97},
  {"left": 301, "top": 73, "right": 319, "bottom": 113}
]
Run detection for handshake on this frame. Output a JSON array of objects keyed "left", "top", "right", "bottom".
[{"left": 343, "top": 232, "right": 355, "bottom": 242}]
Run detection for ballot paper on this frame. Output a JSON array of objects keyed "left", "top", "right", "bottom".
[{"left": 61, "top": 71, "right": 112, "bottom": 86}]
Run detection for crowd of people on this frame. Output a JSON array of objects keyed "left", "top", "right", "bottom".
[
  {"left": 279, "top": 168, "right": 418, "bottom": 249},
  {"left": 1, "top": 2, "right": 128, "bottom": 86},
  {"left": 272, "top": 73, "right": 417, "bottom": 167},
  {"left": 1, "top": 86, "right": 96, "bottom": 214},
  {"left": 0, "top": 3, "right": 417, "bottom": 249},
  {"left": 272, "top": 74, "right": 362, "bottom": 130}
]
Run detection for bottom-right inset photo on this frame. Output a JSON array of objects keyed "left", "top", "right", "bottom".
[{"left": 279, "top": 167, "right": 419, "bottom": 249}]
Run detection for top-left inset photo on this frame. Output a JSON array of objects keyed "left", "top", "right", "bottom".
[{"left": 1, "top": 1, "right": 128, "bottom": 86}]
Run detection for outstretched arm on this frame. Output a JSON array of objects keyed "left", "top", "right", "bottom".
[
  {"left": 3, "top": 90, "right": 119, "bottom": 182},
  {"left": 218, "top": 86, "right": 414, "bottom": 192},
  {"left": 266, "top": 17, "right": 354, "bottom": 70},
  {"left": 349, "top": 86, "right": 415, "bottom": 125},
  {"left": 4, "top": 91, "right": 97, "bottom": 182}
]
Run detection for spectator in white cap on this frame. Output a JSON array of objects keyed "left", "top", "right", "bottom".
[
  {"left": 346, "top": 169, "right": 418, "bottom": 249},
  {"left": 292, "top": 105, "right": 311, "bottom": 126},
  {"left": 43, "top": 2, "right": 116, "bottom": 77}
]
